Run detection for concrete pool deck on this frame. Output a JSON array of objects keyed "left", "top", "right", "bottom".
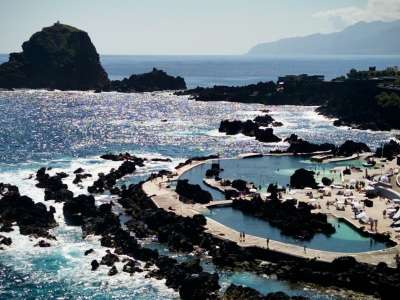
[{"left": 142, "top": 155, "right": 400, "bottom": 268}]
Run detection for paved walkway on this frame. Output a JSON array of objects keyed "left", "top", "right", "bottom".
[{"left": 142, "top": 156, "right": 400, "bottom": 267}]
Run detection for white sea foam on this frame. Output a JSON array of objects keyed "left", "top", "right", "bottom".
[{"left": 0, "top": 154, "right": 182, "bottom": 299}]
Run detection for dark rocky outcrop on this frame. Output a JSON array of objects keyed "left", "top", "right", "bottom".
[
  {"left": 108, "top": 265, "right": 118, "bottom": 276},
  {"left": 268, "top": 256, "right": 400, "bottom": 299},
  {"left": 175, "top": 155, "right": 219, "bottom": 170},
  {"left": 0, "top": 23, "right": 109, "bottom": 90},
  {"left": 219, "top": 119, "right": 281, "bottom": 143},
  {"left": 73, "top": 173, "right": 92, "bottom": 184},
  {"left": 35, "top": 240, "right": 51, "bottom": 247},
  {"left": 179, "top": 272, "right": 220, "bottom": 300},
  {"left": 255, "top": 128, "right": 281, "bottom": 143},
  {"left": 0, "top": 183, "right": 57, "bottom": 239},
  {"left": 91, "top": 259, "right": 99, "bottom": 271},
  {"left": 35, "top": 167, "right": 73, "bottom": 202},
  {"left": 290, "top": 169, "right": 318, "bottom": 189},
  {"left": 87, "top": 160, "right": 139, "bottom": 194},
  {"left": 100, "top": 153, "right": 145, "bottom": 165},
  {"left": 375, "top": 140, "right": 400, "bottom": 160},
  {"left": 84, "top": 248, "right": 94, "bottom": 256},
  {"left": 205, "top": 163, "right": 223, "bottom": 178},
  {"left": 100, "top": 251, "right": 120, "bottom": 267},
  {"left": 122, "top": 259, "right": 142, "bottom": 274},
  {"left": 231, "top": 179, "right": 248, "bottom": 193},
  {"left": 336, "top": 140, "right": 370, "bottom": 156},
  {"left": 175, "top": 179, "right": 212, "bottom": 204},
  {"left": 321, "top": 177, "right": 333, "bottom": 186},
  {"left": 63, "top": 194, "right": 97, "bottom": 226},
  {"left": 107, "top": 68, "right": 186, "bottom": 92},
  {"left": 253, "top": 114, "right": 275, "bottom": 126},
  {"left": 285, "top": 134, "right": 335, "bottom": 154},
  {"left": 0, "top": 235, "right": 12, "bottom": 246},
  {"left": 232, "top": 195, "right": 334, "bottom": 240},
  {"left": 219, "top": 120, "right": 258, "bottom": 136},
  {"left": 222, "top": 284, "right": 307, "bottom": 300}
]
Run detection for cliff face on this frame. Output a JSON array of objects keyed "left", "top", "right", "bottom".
[{"left": 0, "top": 23, "right": 109, "bottom": 90}]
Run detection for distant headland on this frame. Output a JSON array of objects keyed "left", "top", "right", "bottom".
[{"left": 248, "top": 20, "right": 400, "bottom": 55}]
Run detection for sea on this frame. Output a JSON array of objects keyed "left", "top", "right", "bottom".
[{"left": 0, "top": 54, "right": 399, "bottom": 299}]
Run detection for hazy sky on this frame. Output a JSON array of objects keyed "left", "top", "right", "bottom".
[{"left": 1, "top": 0, "right": 399, "bottom": 55}]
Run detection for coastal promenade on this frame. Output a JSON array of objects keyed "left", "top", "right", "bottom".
[{"left": 142, "top": 156, "right": 400, "bottom": 268}]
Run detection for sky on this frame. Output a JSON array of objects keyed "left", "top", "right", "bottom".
[{"left": 0, "top": 0, "right": 399, "bottom": 55}]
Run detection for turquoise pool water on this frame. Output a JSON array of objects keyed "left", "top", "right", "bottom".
[
  {"left": 205, "top": 207, "right": 387, "bottom": 253},
  {"left": 180, "top": 156, "right": 364, "bottom": 200}
]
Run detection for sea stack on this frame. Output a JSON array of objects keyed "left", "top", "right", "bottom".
[{"left": 0, "top": 22, "right": 109, "bottom": 90}]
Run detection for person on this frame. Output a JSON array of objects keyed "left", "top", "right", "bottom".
[
  {"left": 267, "top": 238, "right": 270, "bottom": 249},
  {"left": 304, "top": 245, "right": 306, "bottom": 254},
  {"left": 239, "top": 232, "right": 242, "bottom": 242},
  {"left": 394, "top": 253, "right": 400, "bottom": 269},
  {"left": 243, "top": 232, "right": 246, "bottom": 242}
]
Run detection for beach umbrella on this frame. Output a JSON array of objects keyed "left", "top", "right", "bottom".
[{"left": 392, "top": 209, "right": 400, "bottom": 220}]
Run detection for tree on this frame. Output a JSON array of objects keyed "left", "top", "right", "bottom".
[{"left": 376, "top": 92, "right": 400, "bottom": 109}]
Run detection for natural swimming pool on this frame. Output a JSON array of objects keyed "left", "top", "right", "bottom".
[
  {"left": 179, "top": 155, "right": 365, "bottom": 200},
  {"left": 205, "top": 206, "right": 388, "bottom": 253}
]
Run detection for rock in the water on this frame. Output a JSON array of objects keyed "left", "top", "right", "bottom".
[
  {"left": 255, "top": 128, "right": 281, "bottom": 143},
  {"left": 107, "top": 68, "right": 186, "bottom": 92},
  {"left": 122, "top": 259, "right": 141, "bottom": 274},
  {"left": 222, "top": 284, "right": 265, "bottom": 300},
  {"left": 91, "top": 259, "right": 99, "bottom": 271},
  {"left": 375, "top": 140, "right": 400, "bottom": 159},
  {"left": 176, "top": 180, "right": 212, "bottom": 204},
  {"left": 253, "top": 114, "right": 275, "bottom": 126},
  {"left": 84, "top": 248, "right": 94, "bottom": 256},
  {"left": 336, "top": 140, "right": 370, "bottom": 156},
  {"left": 0, "top": 183, "right": 57, "bottom": 239},
  {"left": 100, "top": 251, "right": 120, "bottom": 267},
  {"left": 232, "top": 194, "right": 334, "bottom": 240},
  {"left": 179, "top": 272, "right": 220, "bottom": 300},
  {"left": 35, "top": 240, "right": 51, "bottom": 247},
  {"left": 0, "top": 22, "right": 109, "bottom": 90},
  {"left": 290, "top": 169, "right": 318, "bottom": 189},
  {"left": 0, "top": 235, "right": 12, "bottom": 246},
  {"left": 108, "top": 265, "right": 118, "bottom": 276},
  {"left": 286, "top": 135, "right": 335, "bottom": 154}
]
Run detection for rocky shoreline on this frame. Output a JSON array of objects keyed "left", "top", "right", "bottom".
[
  {"left": 2, "top": 152, "right": 400, "bottom": 299},
  {"left": 178, "top": 70, "right": 400, "bottom": 131}
]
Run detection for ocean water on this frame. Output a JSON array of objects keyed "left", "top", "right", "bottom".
[
  {"left": 0, "top": 55, "right": 399, "bottom": 299},
  {"left": 1, "top": 54, "right": 400, "bottom": 88}
]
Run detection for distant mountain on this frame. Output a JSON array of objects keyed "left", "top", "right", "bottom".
[{"left": 248, "top": 20, "right": 400, "bottom": 55}]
